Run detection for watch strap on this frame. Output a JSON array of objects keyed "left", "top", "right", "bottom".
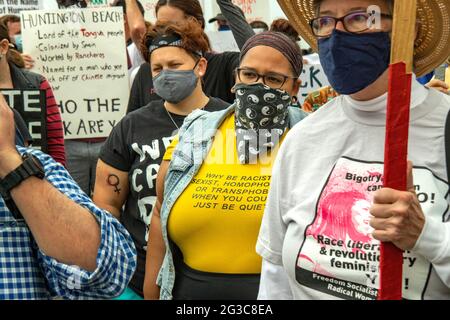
[
  {"left": 0, "top": 153, "right": 45, "bottom": 220},
  {"left": 0, "top": 153, "right": 45, "bottom": 200}
]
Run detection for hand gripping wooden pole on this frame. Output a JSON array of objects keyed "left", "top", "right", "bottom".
[{"left": 379, "top": 0, "right": 417, "bottom": 300}]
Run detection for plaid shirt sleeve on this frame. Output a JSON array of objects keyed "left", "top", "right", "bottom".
[{"left": 22, "top": 147, "right": 137, "bottom": 300}]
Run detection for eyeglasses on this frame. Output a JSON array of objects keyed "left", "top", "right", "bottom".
[
  {"left": 309, "top": 11, "right": 392, "bottom": 38},
  {"left": 236, "top": 68, "right": 296, "bottom": 89}
]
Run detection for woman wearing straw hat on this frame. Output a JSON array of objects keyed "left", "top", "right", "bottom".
[{"left": 257, "top": 0, "right": 450, "bottom": 300}]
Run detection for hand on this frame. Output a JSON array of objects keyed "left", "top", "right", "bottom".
[
  {"left": 21, "top": 53, "right": 35, "bottom": 70},
  {"left": 425, "top": 79, "right": 449, "bottom": 94},
  {"left": 369, "top": 161, "right": 425, "bottom": 250},
  {"left": 0, "top": 94, "right": 22, "bottom": 177}
]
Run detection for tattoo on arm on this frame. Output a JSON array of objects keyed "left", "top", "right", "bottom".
[{"left": 107, "top": 174, "right": 121, "bottom": 195}]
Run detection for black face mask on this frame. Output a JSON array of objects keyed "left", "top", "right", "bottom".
[{"left": 233, "top": 83, "right": 291, "bottom": 164}]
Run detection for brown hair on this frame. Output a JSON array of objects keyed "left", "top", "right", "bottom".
[
  {"left": 154, "top": 0, "right": 211, "bottom": 51},
  {"left": 270, "top": 18, "right": 300, "bottom": 42},
  {"left": 0, "top": 15, "right": 20, "bottom": 25},
  {"left": 250, "top": 20, "right": 269, "bottom": 31},
  {"left": 0, "top": 22, "right": 24, "bottom": 68},
  {"left": 155, "top": 0, "right": 205, "bottom": 29},
  {"left": 140, "top": 19, "right": 210, "bottom": 62}
]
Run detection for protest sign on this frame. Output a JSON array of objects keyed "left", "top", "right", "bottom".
[
  {"left": 139, "top": 0, "right": 157, "bottom": 22},
  {"left": 0, "top": 0, "right": 43, "bottom": 15},
  {"left": 21, "top": 7, "right": 130, "bottom": 139},
  {"left": 210, "top": 0, "right": 271, "bottom": 24},
  {"left": 2, "top": 89, "right": 47, "bottom": 152},
  {"left": 298, "top": 64, "right": 330, "bottom": 104},
  {"left": 207, "top": 30, "right": 239, "bottom": 53}
]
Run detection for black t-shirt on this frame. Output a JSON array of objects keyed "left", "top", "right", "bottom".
[
  {"left": 126, "top": 63, "right": 161, "bottom": 114},
  {"left": 126, "top": 52, "right": 240, "bottom": 114},
  {"left": 100, "top": 97, "right": 230, "bottom": 296},
  {"left": 203, "top": 52, "right": 240, "bottom": 104}
]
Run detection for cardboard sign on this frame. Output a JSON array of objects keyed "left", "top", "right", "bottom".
[
  {"left": 2, "top": 89, "right": 47, "bottom": 153},
  {"left": 21, "top": 7, "right": 130, "bottom": 139},
  {"left": 0, "top": 0, "right": 43, "bottom": 15},
  {"left": 298, "top": 64, "right": 330, "bottom": 104}
]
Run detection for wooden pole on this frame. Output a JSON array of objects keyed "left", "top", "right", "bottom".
[
  {"left": 390, "top": 0, "right": 417, "bottom": 70},
  {"left": 445, "top": 66, "right": 450, "bottom": 88},
  {"left": 379, "top": 0, "right": 417, "bottom": 300}
]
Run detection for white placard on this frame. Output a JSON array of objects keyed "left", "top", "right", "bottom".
[
  {"left": 139, "top": 0, "right": 157, "bottom": 22},
  {"left": 0, "top": 0, "right": 43, "bottom": 15},
  {"left": 21, "top": 7, "right": 130, "bottom": 139},
  {"left": 207, "top": 30, "right": 239, "bottom": 53},
  {"left": 211, "top": 0, "right": 271, "bottom": 24},
  {"left": 298, "top": 64, "right": 330, "bottom": 104}
]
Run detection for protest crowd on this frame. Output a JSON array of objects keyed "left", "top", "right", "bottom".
[{"left": 0, "top": 0, "right": 449, "bottom": 301}]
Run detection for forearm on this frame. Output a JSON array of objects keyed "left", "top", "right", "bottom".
[
  {"left": 4, "top": 153, "right": 100, "bottom": 272},
  {"left": 144, "top": 210, "right": 165, "bottom": 300},
  {"left": 126, "top": 0, "right": 146, "bottom": 45},
  {"left": 413, "top": 216, "right": 450, "bottom": 287},
  {"left": 96, "top": 203, "right": 121, "bottom": 219},
  {"left": 216, "top": 0, "right": 255, "bottom": 49}
]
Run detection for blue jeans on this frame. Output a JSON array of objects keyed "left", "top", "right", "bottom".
[{"left": 65, "top": 140, "right": 105, "bottom": 196}]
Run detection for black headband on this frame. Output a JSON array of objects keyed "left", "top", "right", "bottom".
[{"left": 148, "top": 34, "right": 202, "bottom": 57}]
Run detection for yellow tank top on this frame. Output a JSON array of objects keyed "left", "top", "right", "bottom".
[{"left": 166, "top": 113, "right": 286, "bottom": 274}]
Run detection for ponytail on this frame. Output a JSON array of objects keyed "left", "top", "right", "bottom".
[{"left": 6, "top": 46, "right": 25, "bottom": 69}]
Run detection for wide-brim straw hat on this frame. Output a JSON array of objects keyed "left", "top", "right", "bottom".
[{"left": 277, "top": 0, "right": 450, "bottom": 77}]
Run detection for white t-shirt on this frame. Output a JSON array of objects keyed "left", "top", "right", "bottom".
[{"left": 257, "top": 80, "right": 450, "bottom": 300}]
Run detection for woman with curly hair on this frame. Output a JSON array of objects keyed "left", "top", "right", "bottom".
[{"left": 127, "top": 0, "right": 256, "bottom": 112}]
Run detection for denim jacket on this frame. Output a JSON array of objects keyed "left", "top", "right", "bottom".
[{"left": 157, "top": 104, "right": 308, "bottom": 300}]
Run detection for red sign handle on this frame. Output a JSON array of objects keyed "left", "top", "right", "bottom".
[{"left": 378, "top": 62, "right": 412, "bottom": 300}]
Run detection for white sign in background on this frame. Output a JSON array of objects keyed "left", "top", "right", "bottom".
[
  {"left": 210, "top": 0, "right": 272, "bottom": 24},
  {"left": 207, "top": 30, "right": 239, "bottom": 53},
  {"left": 21, "top": 7, "right": 130, "bottom": 139},
  {"left": 139, "top": 0, "right": 157, "bottom": 22},
  {"left": 0, "top": 0, "right": 43, "bottom": 15}
]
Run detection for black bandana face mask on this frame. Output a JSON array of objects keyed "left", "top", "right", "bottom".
[{"left": 233, "top": 83, "right": 291, "bottom": 164}]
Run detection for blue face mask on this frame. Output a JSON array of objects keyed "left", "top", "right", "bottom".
[
  {"left": 14, "top": 34, "right": 23, "bottom": 52},
  {"left": 318, "top": 29, "right": 391, "bottom": 95}
]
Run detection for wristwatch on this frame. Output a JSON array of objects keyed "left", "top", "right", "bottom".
[{"left": 0, "top": 153, "right": 45, "bottom": 201}]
